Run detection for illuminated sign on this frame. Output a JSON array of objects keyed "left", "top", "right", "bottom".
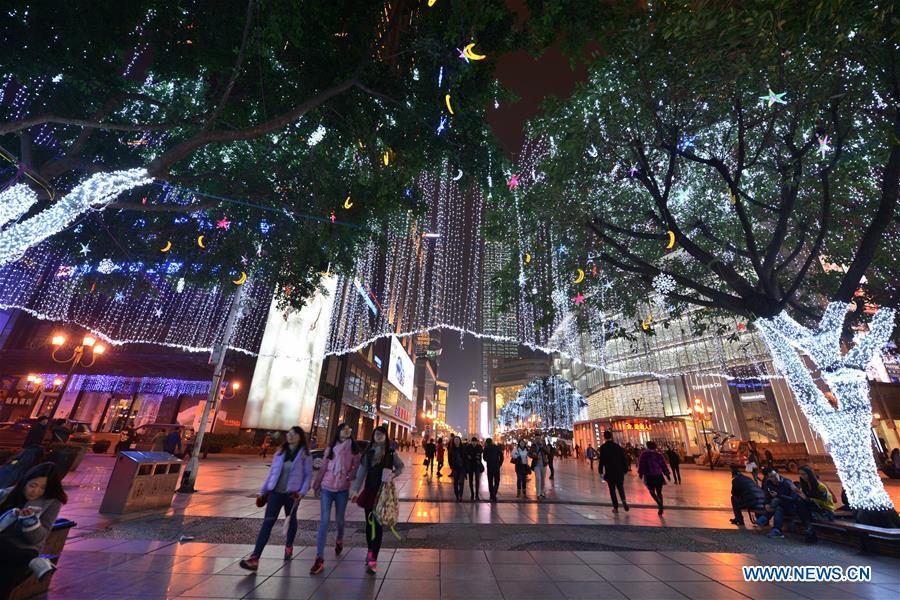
[{"left": 387, "top": 336, "right": 414, "bottom": 401}]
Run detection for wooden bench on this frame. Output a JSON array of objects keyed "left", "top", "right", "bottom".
[
  {"left": 9, "top": 518, "right": 76, "bottom": 600},
  {"left": 811, "top": 519, "right": 900, "bottom": 557}
]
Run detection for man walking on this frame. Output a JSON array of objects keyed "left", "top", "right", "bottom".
[
  {"left": 585, "top": 445, "right": 597, "bottom": 472},
  {"left": 483, "top": 437, "right": 503, "bottom": 502},
  {"left": 598, "top": 431, "right": 629, "bottom": 512},
  {"left": 436, "top": 438, "right": 445, "bottom": 477},
  {"left": 424, "top": 438, "right": 436, "bottom": 477},
  {"left": 665, "top": 446, "right": 682, "bottom": 484}
]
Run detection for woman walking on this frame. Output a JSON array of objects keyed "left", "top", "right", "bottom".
[
  {"left": 529, "top": 439, "right": 549, "bottom": 498},
  {"left": 448, "top": 436, "right": 467, "bottom": 502},
  {"left": 466, "top": 437, "right": 484, "bottom": 501},
  {"left": 511, "top": 440, "right": 530, "bottom": 498},
  {"left": 350, "top": 425, "right": 404, "bottom": 575},
  {"left": 240, "top": 426, "right": 312, "bottom": 570},
  {"left": 638, "top": 441, "right": 671, "bottom": 515},
  {"left": 0, "top": 463, "right": 67, "bottom": 600},
  {"left": 310, "top": 423, "right": 361, "bottom": 575}
]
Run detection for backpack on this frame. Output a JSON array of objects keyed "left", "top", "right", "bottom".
[{"left": 374, "top": 480, "right": 401, "bottom": 540}]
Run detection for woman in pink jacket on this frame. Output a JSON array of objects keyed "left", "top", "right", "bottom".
[{"left": 309, "top": 423, "right": 361, "bottom": 575}]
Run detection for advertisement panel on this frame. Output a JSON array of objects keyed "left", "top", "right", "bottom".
[{"left": 387, "top": 336, "right": 414, "bottom": 401}]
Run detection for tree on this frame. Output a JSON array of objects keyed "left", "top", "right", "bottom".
[
  {"left": 498, "top": 1, "right": 899, "bottom": 521},
  {"left": 0, "top": 0, "right": 515, "bottom": 306},
  {"left": 498, "top": 375, "right": 587, "bottom": 431}
]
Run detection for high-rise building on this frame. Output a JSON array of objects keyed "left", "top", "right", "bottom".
[
  {"left": 468, "top": 382, "right": 480, "bottom": 438},
  {"left": 435, "top": 379, "right": 448, "bottom": 430}
]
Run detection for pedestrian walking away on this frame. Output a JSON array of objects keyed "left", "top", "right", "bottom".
[
  {"left": 664, "top": 446, "right": 682, "bottom": 484},
  {"left": 350, "top": 425, "right": 404, "bottom": 575},
  {"left": 465, "top": 436, "right": 484, "bottom": 501},
  {"left": 448, "top": 436, "right": 468, "bottom": 501},
  {"left": 240, "top": 426, "right": 312, "bottom": 571},
  {"left": 585, "top": 445, "right": 597, "bottom": 472},
  {"left": 511, "top": 440, "right": 530, "bottom": 498},
  {"left": 260, "top": 432, "right": 272, "bottom": 459},
  {"left": 435, "top": 438, "right": 445, "bottom": 477},
  {"left": 638, "top": 441, "right": 671, "bottom": 515},
  {"left": 598, "top": 431, "right": 629, "bottom": 512},
  {"left": 309, "top": 423, "right": 361, "bottom": 575},
  {"left": 0, "top": 462, "right": 68, "bottom": 600},
  {"left": 482, "top": 437, "right": 504, "bottom": 501},
  {"left": 424, "top": 438, "right": 436, "bottom": 477},
  {"left": 529, "top": 438, "right": 549, "bottom": 498},
  {"left": 546, "top": 443, "right": 556, "bottom": 480}
]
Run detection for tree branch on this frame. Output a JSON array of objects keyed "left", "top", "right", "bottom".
[
  {"left": 204, "top": 0, "right": 255, "bottom": 131},
  {"left": 0, "top": 114, "right": 196, "bottom": 135}
]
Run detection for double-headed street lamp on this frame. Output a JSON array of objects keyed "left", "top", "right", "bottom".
[
  {"left": 692, "top": 398, "right": 715, "bottom": 470},
  {"left": 47, "top": 334, "right": 106, "bottom": 421}
]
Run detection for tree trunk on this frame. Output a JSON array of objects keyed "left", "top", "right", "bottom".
[{"left": 755, "top": 306, "right": 897, "bottom": 518}]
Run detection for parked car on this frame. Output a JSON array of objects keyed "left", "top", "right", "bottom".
[{"left": 132, "top": 424, "right": 195, "bottom": 457}]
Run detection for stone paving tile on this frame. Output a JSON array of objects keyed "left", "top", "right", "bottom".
[
  {"left": 270, "top": 557, "right": 336, "bottom": 577},
  {"left": 384, "top": 560, "right": 440, "bottom": 579},
  {"left": 490, "top": 562, "right": 548, "bottom": 581},
  {"left": 309, "top": 577, "right": 381, "bottom": 600},
  {"left": 590, "top": 564, "right": 658, "bottom": 582},
  {"left": 540, "top": 563, "right": 606, "bottom": 581},
  {"left": 637, "top": 563, "right": 712, "bottom": 581},
  {"left": 217, "top": 558, "right": 286, "bottom": 577},
  {"left": 198, "top": 544, "right": 257, "bottom": 558},
  {"left": 440, "top": 548, "right": 487, "bottom": 563},
  {"left": 556, "top": 581, "right": 628, "bottom": 600},
  {"left": 527, "top": 549, "right": 582, "bottom": 563},
  {"left": 497, "top": 579, "right": 566, "bottom": 599},
  {"left": 485, "top": 549, "right": 537, "bottom": 564},
  {"left": 686, "top": 563, "right": 752, "bottom": 581},
  {"left": 827, "top": 582, "right": 898, "bottom": 599},
  {"left": 328, "top": 560, "right": 389, "bottom": 579},
  {"left": 169, "top": 555, "right": 243, "bottom": 574},
  {"left": 242, "top": 576, "right": 322, "bottom": 600},
  {"left": 722, "top": 581, "right": 822, "bottom": 600},
  {"left": 667, "top": 551, "right": 729, "bottom": 565},
  {"left": 391, "top": 548, "right": 440, "bottom": 562},
  {"left": 376, "top": 578, "right": 441, "bottom": 599},
  {"left": 176, "top": 573, "right": 264, "bottom": 598},
  {"left": 666, "top": 580, "right": 759, "bottom": 599},
  {"left": 609, "top": 581, "right": 690, "bottom": 599},
  {"left": 574, "top": 550, "right": 633, "bottom": 565},
  {"left": 440, "top": 561, "right": 497, "bottom": 580},
  {"left": 440, "top": 577, "right": 503, "bottom": 600},
  {"left": 617, "top": 550, "right": 680, "bottom": 565},
  {"left": 777, "top": 581, "right": 877, "bottom": 600}
]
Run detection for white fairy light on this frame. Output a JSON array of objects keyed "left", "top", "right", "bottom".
[
  {"left": 756, "top": 303, "right": 896, "bottom": 511},
  {"left": 0, "top": 169, "right": 151, "bottom": 266},
  {"left": 307, "top": 124, "right": 326, "bottom": 147},
  {"left": 0, "top": 184, "right": 38, "bottom": 228}
]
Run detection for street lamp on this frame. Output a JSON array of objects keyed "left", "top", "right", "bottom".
[
  {"left": 692, "top": 399, "right": 715, "bottom": 470},
  {"left": 47, "top": 334, "right": 106, "bottom": 420}
]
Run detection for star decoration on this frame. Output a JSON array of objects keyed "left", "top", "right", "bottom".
[
  {"left": 436, "top": 117, "right": 447, "bottom": 136},
  {"left": 758, "top": 88, "right": 787, "bottom": 107},
  {"left": 603, "top": 280, "right": 615, "bottom": 291},
  {"left": 153, "top": 308, "right": 163, "bottom": 317},
  {"left": 456, "top": 47, "right": 469, "bottom": 62},
  {"left": 255, "top": 243, "right": 264, "bottom": 258},
  {"left": 817, "top": 135, "right": 832, "bottom": 159},
  {"left": 507, "top": 174, "right": 520, "bottom": 190},
  {"left": 113, "top": 292, "right": 125, "bottom": 303},
  {"left": 78, "top": 243, "right": 91, "bottom": 256},
  {"left": 216, "top": 217, "right": 231, "bottom": 230},
  {"left": 573, "top": 293, "right": 585, "bottom": 305},
  {"left": 628, "top": 165, "right": 639, "bottom": 177},
  {"left": 241, "top": 255, "right": 250, "bottom": 266}
]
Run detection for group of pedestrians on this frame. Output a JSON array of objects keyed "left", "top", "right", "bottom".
[{"left": 240, "top": 422, "right": 404, "bottom": 577}]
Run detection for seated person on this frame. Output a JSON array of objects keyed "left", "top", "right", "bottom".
[
  {"left": 797, "top": 466, "right": 835, "bottom": 520},
  {"left": 729, "top": 467, "right": 766, "bottom": 526},
  {"left": 758, "top": 469, "right": 815, "bottom": 541},
  {"left": 0, "top": 462, "right": 68, "bottom": 599}
]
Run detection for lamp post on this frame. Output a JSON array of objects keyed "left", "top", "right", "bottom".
[
  {"left": 692, "top": 399, "right": 715, "bottom": 470},
  {"left": 48, "top": 334, "right": 106, "bottom": 421}
]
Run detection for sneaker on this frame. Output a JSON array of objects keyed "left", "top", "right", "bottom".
[
  {"left": 310, "top": 556, "right": 325, "bottom": 575},
  {"left": 756, "top": 515, "right": 770, "bottom": 527},
  {"left": 29, "top": 557, "right": 57, "bottom": 582},
  {"left": 239, "top": 556, "right": 259, "bottom": 571},
  {"left": 729, "top": 518, "right": 745, "bottom": 526},
  {"left": 335, "top": 540, "right": 343, "bottom": 556},
  {"left": 767, "top": 529, "right": 784, "bottom": 539},
  {"left": 623, "top": 504, "right": 630, "bottom": 512},
  {"left": 284, "top": 546, "right": 293, "bottom": 561},
  {"left": 366, "top": 559, "right": 377, "bottom": 575}
]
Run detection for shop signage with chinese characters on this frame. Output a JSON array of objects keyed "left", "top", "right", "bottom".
[{"left": 612, "top": 419, "right": 652, "bottom": 431}]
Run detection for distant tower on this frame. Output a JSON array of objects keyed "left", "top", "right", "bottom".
[{"left": 468, "top": 382, "right": 480, "bottom": 438}]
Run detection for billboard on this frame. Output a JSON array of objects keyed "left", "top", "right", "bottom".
[{"left": 387, "top": 336, "right": 414, "bottom": 401}]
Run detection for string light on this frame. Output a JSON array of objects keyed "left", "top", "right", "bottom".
[
  {"left": 0, "top": 169, "right": 151, "bottom": 267},
  {"left": 0, "top": 184, "right": 38, "bottom": 228}
]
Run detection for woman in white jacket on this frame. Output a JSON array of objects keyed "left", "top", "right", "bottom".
[{"left": 511, "top": 440, "right": 530, "bottom": 498}]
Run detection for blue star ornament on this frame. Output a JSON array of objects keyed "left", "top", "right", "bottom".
[{"left": 758, "top": 88, "right": 787, "bottom": 107}]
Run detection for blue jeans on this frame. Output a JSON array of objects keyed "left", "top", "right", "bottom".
[
  {"left": 316, "top": 489, "right": 349, "bottom": 558},
  {"left": 253, "top": 491, "right": 297, "bottom": 557}
]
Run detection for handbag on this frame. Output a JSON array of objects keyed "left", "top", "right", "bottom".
[
  {"left": 477, "top": 462, "right": 485, "bottom": 473},
  {"left": 423, "top": 458, "right": 430, "bottom": 467},
  {"left": 256, "top": 493, "right": 269, "bottom": 507},
  {"left": 356, "top": 485, "right": 378, "bottom": 511}
]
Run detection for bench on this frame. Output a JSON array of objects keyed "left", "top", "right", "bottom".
[
  {"left": 9, "top": 518, "right": 76, "bottom": 600},
  {"left": 811, "top": 519, "right": 900, "bottom": 557}
]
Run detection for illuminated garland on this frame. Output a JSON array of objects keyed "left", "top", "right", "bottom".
[
  {"left": 756, "top": 303, "right": 895, "bottom": 511},
  {"left": 0, "top": 169, "right": 151, "bottom": 266},
  {"left": 0, "top": 184, "right": 38, "bottom": 228}
]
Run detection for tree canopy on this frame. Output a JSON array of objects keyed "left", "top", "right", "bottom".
[
  {"left": 492, "top": 0, "right": 898, "bottom": 337},
  {"left": 0, "top": 0, "right": 517, "bottom": 306}
]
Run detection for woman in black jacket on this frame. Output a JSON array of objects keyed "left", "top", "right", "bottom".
[{"left": 448, "top": 436, "right": 467, "bottom": 502}]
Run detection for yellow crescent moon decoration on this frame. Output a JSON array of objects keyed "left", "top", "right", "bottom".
[
  {"left": 444, "top": 94, "right": 454, "bottom": 115},
  {"left": 464, "top": 43, "right": 486, "bottom": 61},
  {"left": 665, "top": 230, "right": 676, "bottom": 250},
  {"left": 232, "top": 271, "right": 247, "bottom": 286},
  {"left": 343, "top": 196, "right": 353, "bottom": 209},
  {"left": 523, "top": 253, "right": 531, "bottom": 265},
  {"left": 383, "top": 150, "right": 391, "bottom": 166},
  {"left": 160, "top": 240, "right": 172, "bottom": 253},
  {"left": 428, "top": 0, "right": 438, "bottom": 5},
  {"left": 641, "top": 315, "right": 653, "bottom": 331},
  {"left": 197, "top": 235, "right": 206, "bottom": 249},
  {"left": 573, "top": 268, "right": 585, "bottom": 284}
]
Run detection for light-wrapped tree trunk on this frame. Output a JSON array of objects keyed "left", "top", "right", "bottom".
[{"left": 755, "top": 303, "right": 895, "bottom": 512}]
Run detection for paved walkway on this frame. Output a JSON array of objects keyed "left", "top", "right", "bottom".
[
  {"left": 59, "top": 452, "right": 900, "bottom": 542},
  {"left": 42, "top": 542, "right": 898, "bottom": 600}
]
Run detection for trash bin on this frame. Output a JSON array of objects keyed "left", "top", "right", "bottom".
[{"left": 99, "top": 451, "right": 182, "bottom": 514}]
